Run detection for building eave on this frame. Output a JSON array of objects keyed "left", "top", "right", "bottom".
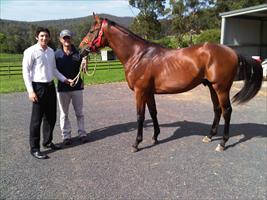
[{"left": 220, "top": 4, "right": 267, "bottom": 18}]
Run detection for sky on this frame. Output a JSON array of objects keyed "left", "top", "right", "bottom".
[{"left": 0, "top": 0, "right": 141, "bottom": 22}]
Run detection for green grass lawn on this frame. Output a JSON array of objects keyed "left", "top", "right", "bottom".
[
  {"left": 0, "top": 53, "right": 126, "bottom": 93},
  {"left": 0, "top": 68, "right": 126, "bottom": 93},
  {"left": 0, "top": 53, "right": 23, "bottom": 58},
  {"left": 0, "top": 75, "right": 26, "bottom": 93}
]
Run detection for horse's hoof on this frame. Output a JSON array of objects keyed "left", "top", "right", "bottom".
[
  {"left": 131, "top": 146, "right": 139, "bottom": 153},
  {"left": 215, "top": 144, "right": 224, "bottom": 152},
  {"left": 152, "top": 139, "right": 159, "bottom": 145},
  {"left": 202, "top": 136, "right": 211, "bottom": 143}
]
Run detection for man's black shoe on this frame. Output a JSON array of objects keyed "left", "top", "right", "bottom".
[
  {"left": 43, "top": 143, "right": 61, "bottom": 150},
  {"left": 79, "top": 136, "right": 88, "bottom": 143},
  {"left": 31, "top": 151, "right": 49, "bottom": 159},
  {"left": 63, "top": 138, "right": 71, "bottom": 145}
]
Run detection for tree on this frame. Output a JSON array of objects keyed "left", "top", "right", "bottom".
[
  {"left": 169, "top": 0, "right": 266, "bottom": 47},
  {"left": 0, "top": 33, "right": 8, "bottom": 53},
  {"left": 169, "top": 0, "right": 214, "bottom": 47},
  {"left": 129, "top": 0, "right": 166, "bottom": 39}
]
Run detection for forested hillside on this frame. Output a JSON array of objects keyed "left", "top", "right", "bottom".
[
  {"left": 0, "top": 14, "right": 133, "bottom": 53},
  {"left": 1, "top": 0, "right": 265, "bottom": 54}
]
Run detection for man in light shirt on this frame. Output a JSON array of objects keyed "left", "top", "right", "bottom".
[{"left": 23, "top": 27, "right": 73, "bottom": 159}]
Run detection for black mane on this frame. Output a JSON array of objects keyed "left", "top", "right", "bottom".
[{"left": 102, "top": 18, "right": 164, "bottom": 48}]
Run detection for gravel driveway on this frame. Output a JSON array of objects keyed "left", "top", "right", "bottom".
[{"left": 0, "top": 81, "right": 266, "bottom": 200}]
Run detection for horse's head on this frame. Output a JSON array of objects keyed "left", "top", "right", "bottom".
[{"left": 79, "top": 13, "right": 108, "bottom": 57}]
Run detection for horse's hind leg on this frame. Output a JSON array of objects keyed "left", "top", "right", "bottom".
[
  {"left": 203, "top": 83, "right": 222, "bottom": 143},
  {"left": 147, "top": 94, "right": 160, "bottom": 145},
  {"left": 215, "top": 91, "right": 232, "bottom": 152}
]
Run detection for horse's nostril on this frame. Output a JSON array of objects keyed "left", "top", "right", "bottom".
[
  {"left": 79, "top": 49, "right": 90, "bottom": 58},
  {"left": 79, "top": 50, "right": 85, "bottom": 57}
]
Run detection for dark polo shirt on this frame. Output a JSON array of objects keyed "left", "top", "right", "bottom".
[{"left": 55, "top": 45, "right": 84, "bottom": 92}]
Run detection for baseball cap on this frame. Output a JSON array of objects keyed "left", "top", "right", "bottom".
[{"left": 60, "top": 29, "right": 72, "bottom": 38}]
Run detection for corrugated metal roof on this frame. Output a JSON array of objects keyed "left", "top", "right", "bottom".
[{"left": 220, "top": 4, "right": 267, "bottom": 18}]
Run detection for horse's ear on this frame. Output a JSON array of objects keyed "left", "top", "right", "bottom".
[{"left": 93, "top": 12, "right": 100, "bottom": 22}]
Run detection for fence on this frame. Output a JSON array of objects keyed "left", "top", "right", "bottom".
[{"left": 0, "top": 59, "right": 123, "bottom": 77}]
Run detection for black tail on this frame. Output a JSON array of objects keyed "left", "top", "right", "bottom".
[{"left": 232, "top": 54, "right": 263, "bottom": 104}]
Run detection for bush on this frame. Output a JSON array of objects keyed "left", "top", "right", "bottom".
[
  {"left": 153, "top": 36, "right": 178, "bottom": 49},
  {"left": 195, "top": 29, "right": 220, "bottom": 44},
  {"left": 148, "top": 28, "right": 221, "bottom": 49}
]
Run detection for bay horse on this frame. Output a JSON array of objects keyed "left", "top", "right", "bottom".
[{"left": 79, "top": 14, "right": 263, "bottom": 152}]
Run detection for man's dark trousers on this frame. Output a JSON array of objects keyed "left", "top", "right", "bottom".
[{"left": 30, "top": 82, "right": 57, "bottom": 152}]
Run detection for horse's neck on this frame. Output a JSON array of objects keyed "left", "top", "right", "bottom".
[{"left": 105, "top": 25, "right": 146, "bottom": 65}]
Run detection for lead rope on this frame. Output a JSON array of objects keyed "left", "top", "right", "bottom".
[
  {"left": 85, "top": 54, "right": 97, "bottom": 76},
  {"left": 70, "top": 54, "right": 97, "bottom": 87}
]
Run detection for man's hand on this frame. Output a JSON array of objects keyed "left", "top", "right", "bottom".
[
  {"left": 64, "top": 79, "right": 74, "bottom": 85},
  {"left": 81, "top": 56, "right": 88, "bottom": 73},
  {"left": 29, "top": 91, "right": 38, "bottom": 102}
]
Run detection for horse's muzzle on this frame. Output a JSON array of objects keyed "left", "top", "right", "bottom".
[{"left": 79, "top": 48, "right": 90, "bottom": 58}]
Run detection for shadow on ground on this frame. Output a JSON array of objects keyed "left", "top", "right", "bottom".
[{"left": 49, "top": 120, "right": 266, "bottom": 153}]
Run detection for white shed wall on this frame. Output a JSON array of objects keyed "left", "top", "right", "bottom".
[{"left": 101, "top": 50, "right": 108, "bottom": 61}]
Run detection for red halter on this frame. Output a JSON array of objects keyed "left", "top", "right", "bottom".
[{"left": 81, "top": 19, "right": 107, "bottom": 52}]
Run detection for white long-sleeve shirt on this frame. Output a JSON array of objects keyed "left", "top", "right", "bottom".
[{"left": 22, "top": 43, "right": 67, "bottom": 93}]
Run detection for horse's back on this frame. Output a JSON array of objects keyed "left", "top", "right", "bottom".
[
  {"left": 149, "top": 43, "right": 238, "bottom": 94},
  {"left": 151, "top": 45, "right": 207, "bottom": 93}
]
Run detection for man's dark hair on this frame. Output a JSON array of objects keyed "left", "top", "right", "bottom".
[{"left": 35, "top": 27, "right": 50, "bottom": 37}]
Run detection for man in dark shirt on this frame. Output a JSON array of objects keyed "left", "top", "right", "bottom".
[{"left": 55, "top": 29, "right": 87, "bottom": 145}]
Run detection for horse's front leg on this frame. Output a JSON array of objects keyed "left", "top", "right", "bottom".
[
  {"left": 132, "top": 89, "right": 146, "bottom": 152},
  {"left": 147, "top": 94, "right": 160, "bottom": 145}
]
